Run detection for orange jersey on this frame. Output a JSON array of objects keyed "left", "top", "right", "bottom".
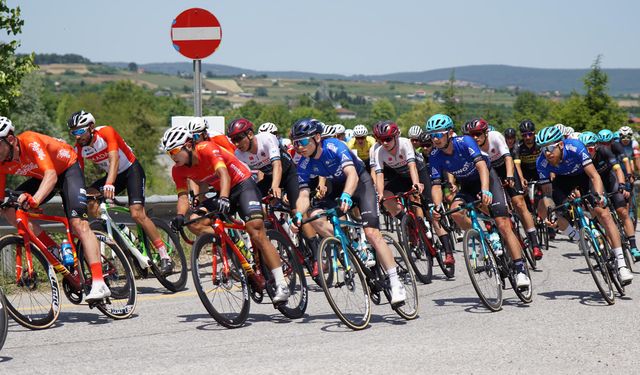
[
  {"left": 76, "top": 126, "right": 136, "bottom": 173},
  {"left": 171, "top": 140, "right": 251, "bottom": 193},
  {"left": 209, "top": 131, "right": 236, "bottom": 153},
  {"left": 0, "top": 131, "right": 77, "bottom": 199}
]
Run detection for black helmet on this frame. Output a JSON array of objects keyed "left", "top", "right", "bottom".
[
  {"left": 290, "top": 118, "right": 323, "bottom": 141},
  {"left": 504, "top": 127, "right": 517, "bottom": 138},
  {"left": 519, "top": 119, "right": 535, "bottom": 133}
]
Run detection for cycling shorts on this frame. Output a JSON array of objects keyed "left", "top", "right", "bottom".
[
  {"left": 455, "top": 168, "right": 509, "bottom": 217},
  {"left": 493, "top": 164, "right": 524, "bottom": 198},
  {"left": 256, "top": 159, "right": 299, "bottom": 208},
  {"left": 601, "top": 170, "right": 627, "bottom": 210},
  {"left": 201, "top": 179, "right": 264, "bottom": 222},
  {"left": 90, "top": 159, "right": 146, "bottom": 206}
]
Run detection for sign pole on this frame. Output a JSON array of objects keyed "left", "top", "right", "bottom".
[{"left": 194, "top": 59, "right": 202, "bottom": 116}]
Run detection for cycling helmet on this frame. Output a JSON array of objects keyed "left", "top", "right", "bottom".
[
  {"left": 373, "top": 121, "right": 400, "bottom": 139},
  {"left": 67, "top": 110, "right": 95, "bottom": 129},
  {"left": 321, "top": 124, "right": 336, "bottom": 138},
  {"left": 419, "top": 131, "right": 432, "bottom": 144},
  {"left": 345, "top": 129, "right": 354, "bottom": 140},
  {"left": 619, "top": 126, "right": 634, "bottom": 138},
  {"left": 187, "top": 117, "right": 208, "bottom": 134},
  {"left": 554, "top": 123, "right": 566, "bottom": 135},
  {"left": 463, "top": 118, "right": 489, "bottom": 134},
  {"left": 504, "top": 127, "right": 517, "bottom": 138},
  {"left": 290, "top": 118, "right": 323, "bottom": 140},
  {"left": 425, "top": 114, "right": 454, "bottom": 133},
  {"left": 227, "top": 118, "right": 254, "bottom": 138},
  {"left": 613, "top": 131, "right": 621, "bottom": 141},
  {"left": 408, "top": 125, "right": 423, "bottom": 140},
  {"left": 598, "top": 129, "right": 614, "bottom": 143},
  {"left": 162, "top": 126, "right": 191, "bottom": 152},
  {"left": 535, "top": 126, "right": 564, "bottom": 146},
  {"left": 519, "top": 119, "right": 535, "bottom": 133},
  {"left": 333, "top": 124, "right": 346, "bottom": 135},
  {"left": 258, "top": 122, "right": 278, "bottom": 134},
  {"left": 563, "top": 126, "right": 574, "bottom": 137},
  {"left": 488, "top": 125, "right": 496, "bottom": 132},
  {"left": 579, "top": 131, "right": 599, "bottom": 146},
  {"left": 0, "top": 117, "right": 14, "bottom": 138},
  {"left": 353, "top": 124, "right": 369, "bottom": 137},
  {"left": 281, "top": 138, "right": 292, "bottom": 148}
]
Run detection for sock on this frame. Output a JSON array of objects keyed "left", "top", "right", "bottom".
[
  {"left": 514, "top": 259, "right": 526, "bottom": 274},
  {"left": 152, "top": 239, "right": 169, "bottom": 259},
  {"left": 562, "top": 225, "right": 578, "bottom": 240},
  {"left": 90, "top": 262, "right": 105, "bottom": 283},
  {"left": 37, "top": 232, "right": 58, "bottom": 249},
  {"left": 438, "top": 234, "right": 454, "bottom": 255},
  {"left": 526, "top": 228, "right": 539, "bottom": 247},
  {"left": 612, "top": 247, "right": 626, "bottom": 268},
  {"left": 387, "top": 267, "right": 401, "bottom": 288},
  {"left": 628, "top": 236, "right": 637, "bottom": 250},
  {"left": 271, "top": 267, "right": 286, "bottom": 286}
]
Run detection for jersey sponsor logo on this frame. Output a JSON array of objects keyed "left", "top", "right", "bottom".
[
  {"left": 340, "top": 154, "right": 351, "bottom": 163},
  {"left": 260, "top": 152, "right": 266, "bottom": 157},
  {"left": 431, "top": 167, "right": 439, "bottom": 176},
  {"left": 581, "top": 152, "right": 590, "bottom": 161},
  {"left": 326, "top": 142, "right": 338, "bottom": 153},
  {"left": 468, "top": 147, "right": 476, "bottom": 155},
  {"left": 15, "top": 162, "right": 38, "bottom": 176},
  {"left": 565, "top": 144, "right": 577, "bottom": 153},
  {"left": 29, "top": 142, "right": 46, "bottom": 161},
  {"left": 196, "top": 143, "right": 207, "bottom": 151},
  {"left": 56, "top": 148, "right": 71, "bottom": 161}
]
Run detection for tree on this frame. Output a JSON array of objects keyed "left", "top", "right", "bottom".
[
  {"left": 371, "top": 99, "right": 396, "bottom": 121},
  {"left": 581, "top": 55, "right": 626, "bottom": 131},
  {"left": 397, "top": 99, "right": 441, "bottom": 134},
  {"left": 254, "top": 87, "right": 268, "bottom": 97},
  {"left": 442, "top": 69, "right": 463, "bottom": 123},
  {"left": 0, "top": 1, "right": 37, "bottom": 114},
  {"left": 512, "top": 91, "right": 552, "bottom": 126},
  {"left": 128, "top": 62, "right": 138, "bottom": 72},
  {"left": 11, "top": 73, "right": 61, "bottom": 137}
]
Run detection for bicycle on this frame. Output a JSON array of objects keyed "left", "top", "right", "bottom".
[
  {"left": 184, "top": 210, "right": 308, "bottom": 328},
  {"left": 442, "top": 200, "right": 533, "bottom": 311},
  {"left": 0, "top": 288, "right": 7, "bottom": 351},
  {"left": 0, "top": 189, "right": 137, "bottom": 329},
  {"left": 303, "top": 206, "right": 418, "bottom": 330},
  {"left": 89, "top": 193, "right": 187, "bottom": 292},
  {"left": 525, "top": 180, "right": 550, "bottom": 251},
  {"left": 605, "top": 192, "right": 634, "bottom": 273}
]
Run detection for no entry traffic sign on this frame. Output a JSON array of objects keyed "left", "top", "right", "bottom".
[{"left": 171, "top": 8, "right": 222, "bottom": 60}]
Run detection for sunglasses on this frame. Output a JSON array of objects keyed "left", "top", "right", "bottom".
[
  {"left": 380, "top": 136, "right": 394, "bottom": 143},
  {"left": 423, "top": 141, "right": 433, "bottom": 148},
  {"left": 70, "top": 127, "right": 89, "bottom": 136},
  {"left": 469, "top": 131, "right": 485, "bottom": 137},
  {"left": 430, "top": 131, "right": 448, "bottom": 139},
  {"left": 230, "top": 133, "right": 247, "bottom": 143},
  {"left": 294, "top": 137, "right": 312, "bottom": 147},
  {"left": 167, "top": 147, "right": 183, "bottom": 156},
  {"left": 621, "top": 136, "right": 632, "bottom": 140},
  {"left": 541, "top": 142, "right": 561, "bottom": 154},
  {"left": 522, "top": 131, "right": 534, "bottom": 137}
]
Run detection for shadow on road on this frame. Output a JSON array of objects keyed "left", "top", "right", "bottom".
[
  {"left": 432, "top": 296, "right": 529, "bottom": 313},
  {"left": 136, "top": 286, "right": 177, "bottom": 295},
  {"left": 538, "top": 290, "right": 612, "bottom": 306},
  {"left": 0, "top": 356, "right": 13, "bottom": 363}
]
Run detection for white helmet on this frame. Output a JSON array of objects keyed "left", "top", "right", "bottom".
[
  {"left": 322, "top": 124, "right": 336, "bottom": 138},
  {"left": 187, "top": 117, "right": 208, "bottom": 134},
  {"left": 554, "top": 123, "right": 566, "bottom": 135},
  {"left": 353, "top": 124, "right": 368, "bottom": 137},
  {"left": 563, "top": 126, "right": 574, "bottom": 136},
  {"left": 408, "top": 125, "right": 423, "bottom": 140},
  {"left": 333, "top": 124, "right": 346, "bottom": 135},
  {"left": 162, "top": 126, "right": 191, "bottom": 152},
  {"left": 67, "top": 110, "right": 95, "bottom": 129},
  {"left": 619, "top": 126, "right": 634, "bottom": 137},
  {"left": 0, "top": 117, "right": 14, "bottom": 138},
  {"left": 258, "top": 122, "right": 278, "bottom": 134}
]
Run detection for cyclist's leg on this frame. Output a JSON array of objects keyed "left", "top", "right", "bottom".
[
  {"left": 487, "top": 169, "right": 524, "bottom": 263},
  {"left": 606, "top": 172, "right": 639, "bottom": 257},
  {"left": 506, "top": 172, "right": 542, "bottom": 256}
]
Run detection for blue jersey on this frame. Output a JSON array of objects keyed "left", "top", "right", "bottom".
[
  {"left": 297, "top": 138, "right": 366, "bottom": 189},
  {"left": 536, "top": 138, "right": 593, "bottom": 183},
  {"left": 429, "top": 135, "right": 488, "bottom": 184}
]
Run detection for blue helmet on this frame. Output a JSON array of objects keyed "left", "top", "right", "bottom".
[
  {"left": 613, "top": 131, "right": 621, "bottom": 141},
  {"left": 579, "top": 131, "right": 599, "bottom": 146},
  {"left": 598, "top": 129, "right": 614, "bottom": 143},
  {"left": 535, "top": 126, "right": 563, "bottom": 146},
  {"left": 425, "top": 114, "right": 454, "bottom": 133},
  {"left": 290, "top": 118, "right": 323, "bottom": 141}
]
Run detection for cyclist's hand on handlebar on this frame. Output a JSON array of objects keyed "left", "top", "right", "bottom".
[
  {"left": 17, "top": 193, "right": 38, "bottom": 211},
  {"left": 478, "top": 190, "right": 493, "bottom": 206},
  {"left": 430, "top": 205, "right": 442, "bottom": 220},
  {"left": 316, "top": 185, "right": 327, "bottom": 199},
  {"left": 211, "top": 197, "right": 231, "bottom": 215},
  {"left": 505, "top": 176, "right": 516, "bottom": 189},
  {"left": 103, "top": 184, "right": 115, "bottom": 200},
  {"left": 339, "top": 192, "right": 353, "bottom": 213},
  {"left": 290, "top": 212, "right": 303, "bottom": 233},
  {"left": 269, "top": 186, "right": 282, "bottom": 200},
  {"left": 594, "top": 193, "right": 607, "bottom": 208},
  {"left": 170, "top": 214, "right": 185, "bottom": 232},
  {"left": 413, "top": 183, "right": 424, "bottom": 194},
  {"left": 521, "top": 178, "right": 528, "bottom": 189}
]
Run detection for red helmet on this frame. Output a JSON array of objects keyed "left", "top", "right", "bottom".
[
  {"left": 463, "top": 118, "right": 489, "bottom": 134},
  {"left": 227, "top": 118, "right": 254, "bottom": 138},
  {"left": 373, "top": 120, "right": 399, "bottom": 138}
]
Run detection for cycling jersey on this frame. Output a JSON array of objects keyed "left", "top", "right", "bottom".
[
  {"left": 374, "top": 137, "right": 416, "bottom": 174},
  {"left": 369, "top": 143, "right": 381, "bottom": 169},
  {"left": 172, "top": 140, "right": 251, "bottom": 193},
  {"left": 620, "top": 139, "right": 640, "bottom": 158},
  {"left": 536, "top": 138, "right": 592, "bottom": 184},
  {"left": 483, "top": 131, "right": 510, "bottom": 169},
  {"left": 76, "top": 126, "right": 136, "bottom": 174},
  {"left": 592, "top": 146, "right": 619, "bottom": 174},
  {"left": 234, "top": 132, "right": 282, "bottom": 175},
  {"left": 513, "top": 141, "right": 541, "bottom": 181},
  {"left": 297, "top": 138, "right": 366, "bottom": 189},
  {"left": 429, "top": 135, "right": 487, "bottom": 185},
  {"left": 347, "top": 136, "right": 376, "bottom": 161},
  {"left": 209, "top": 131, "right": 236, "bottom": 153}
]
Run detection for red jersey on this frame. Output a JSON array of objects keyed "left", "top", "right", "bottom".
[
  {"left": 76, "top": 126, "right": 136, "bottom": 173},
  {"left": 171, "top": 140, "right": 251, "bottom": 193}
]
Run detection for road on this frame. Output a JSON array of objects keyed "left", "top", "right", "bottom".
[{"left": 1, "top": 237, "right": 639, "bottom": 374}]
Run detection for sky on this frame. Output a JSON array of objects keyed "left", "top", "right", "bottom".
[{"left": 5, "top": 0, "right": 640, "bottom": 75}]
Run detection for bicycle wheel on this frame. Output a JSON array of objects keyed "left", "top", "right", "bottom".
[
  {"left": 79, "top": 231, "right": 137, "bottom": 319},
  {"left": 506, "top": 258, "right": 533, "bottom": 304},
  {"left": 536, "top": 219, "right": 549, "bottom": 251},
  {"left": 263, "top": 229, "right": 308, "bottom": 319},
  {"left": 630, "top": 191, "right": 638, "bottom": 230},
  {"left": 514, "top": 216, "right": 536, "bottom": 270},
  {"left": 430, "top": 233, "right": 455, "bottom": 278},
  {"left": 0, "top": 289, "right": 8, "bottom": 350},
  {"left": 579, "top": 228, "right": 615, "bottom": 305},
  {"left": 146, "top": 218, "right": 188, "bottom": 292},
  {"left": 0, "top": 235, "right": 60, "bottom": 329},
  {"left": 191, "top": 234, "right": 250, "bottom": 328},
  {"left": 381, "top": 233, "right": 418, "bottom": 320},
  {"left": 462, "top": 229, "right": 502, "bottom": 311},
  {"left": 316, "top": 237, "right": 371, "bottom": 330},
  {"left": 399, "top": 215, "right": 433, "bottom": 284}
]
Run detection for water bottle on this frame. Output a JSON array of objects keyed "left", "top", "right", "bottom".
[
  {"left": 488, "top": 231, "right": 503, "bottom": 256},
  {"left": 61, "top": 240, "right": 74, "bottom": 267},
  {"left": 118, "top": 223, "right": 137, "bottom": 243},
  {"left": 423, "top": 218, "right": 433, "bottom": 239},
  {"left": 233, "top": 231, "right": 252, "bottom": 260}
]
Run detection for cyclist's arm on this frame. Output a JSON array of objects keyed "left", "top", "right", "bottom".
[
  {"left": 475, "top": 160, "right": 490, "bottom": 192},
  {"left": 176, "top": 191, "right": 190, "bottom": 216},
  {"left": 408, "top": 161, "right": 420, "bottom": 186},
  {"left": 270, "top": 159, "right": 282, "bottom": 192},
  {"left": 505, "top": 155, "right": 514, "bottom": 178},
  {"left": 634, "top": 155, "right": 640, "bottom": 174},
  {"left": 105, "top": 150, "right": 119, "bottom": 185},
  {"left": 375, "top": 171, "right": 385, "bottom": 199},
  {"left": 295, "top": 188, "right": 311, "bottom": 215},
  {"left": 539, "top": 183, "right": 554, "bottom": 217},
  {"left": 342, "top": 165, "right": 358, "bottom": 196},
  {"left": 584, "top": 164, "right": 604, "bottom": 196},
  {"left": 622, "top": 157, "right": 633, "bottom": 179},
  {"left": 215, "top": 165, "right": 231, "bottom": 199},
  {"left": 613, "top": 163, "right": 626, "bottom": 185},
  {"left": 33, "top": 169, "right": 58, "bottom": 206},
  {"left": 514, "top": 160, "right": 525, "bottom": 182}
]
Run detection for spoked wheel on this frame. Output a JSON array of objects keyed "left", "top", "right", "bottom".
[
  {"left": 0, "top": 235, "right": 60, "bottom": 330},
  {"left": 579, "top": 228, "right": 615, "bottom": 305},
  {"left": 462, "top": 229, "right": 503, "bottom": 311},
  {"left": 146, "top": 218, "right": 188, "bottom": 292},
  {"left": 399, "top": 215, "right": 433, "bottom": 284},
  {"left": 536, "top": 219, "right": 549, "bottom": 251},
  {"left": 82, "top": 232, "right": 137, "bottom": 319},
  {"left": 430, "top": 234, "right": 455, "bottom": 278},
  {"left": 0, "top": 289, "right": 8, "bottom": 350},
  {"left": 514, "top": 216, "right": 536, "bottom": 270},
  {"left": 263, "top": 230, "right": 308, "bottom": 319},
  {"left": 316, "top": 237, "right": 371, "bottom": 330},
  {"left": 381, "top": 233, "right": 418, "bottom": 320},
  {"left": 191, "top": 234, "right": 250, "bottom": 328},
  {"left": 505, "top": 258, "right": 533, "bottom": 304}
]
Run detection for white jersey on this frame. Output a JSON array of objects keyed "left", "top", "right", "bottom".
[
  {"left": 484, "top": 131, "right": 511, "bottom": 168},
  {"left": 369, "top": 143, "right": 381, "bottom": 169},
  {"left": 374, "top": 137, "right": 416, "bottom": 174},
  {"left": 234, "top": 132, "right": 281, "bottom": 175}
]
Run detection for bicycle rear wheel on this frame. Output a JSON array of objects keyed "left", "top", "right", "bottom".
[
  {"left": 191, "top": 234, "right": 250, "bottom": 328},
  {"left": 400, "top": 215, "right": 433, "bottom": 284},
  {"left": 317, "top": 237, "right": 371, "bottom": 330},
  {"left": 579, "top": 228, "right": 615, "bottom": 305},
  {"left": 0, "top": 235, "right": 60, "bottom": 329},
  {"left": 0, "top": 289, "right": 8, "bottom": 350},
  {"left": 431, "top": 233, "right": 455, "bottom": 278},
  {"left": 514, "top": 215, "right": 537, "bottom": 270},
  {"left": 146, "top": 218, "right": 188, "bottom": 292},
  {"left": 382, "top": 233, "right": 418, "bottom": 320},
  {"left": 536, "top": 219, "right": 549, "bottom": 251},
  {"left": 462, "top": 229, "right": 502, "bottom": 311}
]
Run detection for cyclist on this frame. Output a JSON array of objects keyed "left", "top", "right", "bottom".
[
  {"left": 464, "top": 118, "right": 543, "bottom": 260},
  {"left": 535, "top": 126, "right": 633, "bottom": 283},
  {"left": 618, "top": 126, "right": 640, "bottom": 176},
  {"left": 163, "top": 126, "right": 290, "bottom": 303},
  {"left": 408, "top": 125, "right": 423, "bottom": 153},
  {"left": 0, "top": 117, "right": 110, "bottom": 301},
  {"left": 426, "top": 114, "right": 531, "bottom": 288},
  {"left": 187, "top": 117, "right": 236, "bottom": 151},
  {"left": 504, "top": 127, "right": 517, "bottom": 154},
  {"left": 68, "top": 111, "right": 175, "bottom": 274},
  {"left": 334, "top": 124, "right": 347, "bottom": 141},
  {"left": 289, "top": 118, "right": 407, "bottom": 304},
  {"left": 321, "top": 124, "right": 337, "bottom": 139},
  {"left": 347, "top": 124, "right": 376, "bottom": 166},
  {"left": 259, "top": 122, "right": 292, "bottom": 155}
]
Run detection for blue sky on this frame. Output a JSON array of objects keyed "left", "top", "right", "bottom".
[{"left": 7, "top": 0, "right": 639, "bottom": 75}]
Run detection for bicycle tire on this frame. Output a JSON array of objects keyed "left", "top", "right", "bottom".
[
  {"left": 0, "top": 289, "right": 8, "bottom": 350},
  {"left": 462, "top": 229, "right": 503, "bottom": 311},
  {"left": 263, "top": 229, "right": 308, "bottom": 319},
  {"left": 89, "top": 220, "right": 144, "bottom": 279},
  {"left": 514, "top": 215, "right": 537, "bottom": 270},
  {"left": 316, "top": 237, "right": 371, "bottom": 330},
  {"left": 0, "top": 235, "right": 61, "bottom": 329},
  {"left": 191, "top": 233, "right": 250, "bottom": 328},
  {"left": 430, "top": 232, "right": 455, "bottom": 278},
  {"left": 399, "top": 214, "right": 433, "bottom": 284},
  {"left": 146, "top": 218, "right": 188, "bottom": 292},
  {"left": 505, "top": 256, "right": 533, "bottom": 304},
  {"left": 579, "top": 228, "right": 615, "bottom": 305},
  {"left": 381, "top": 233, "right": 418, "bottom": 320},
  {"left": 80, "top": 231, "right": 137, "bottom": 319}
]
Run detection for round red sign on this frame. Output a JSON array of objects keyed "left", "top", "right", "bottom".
[{"left": 171, "top": 8, "right": 222, "bottom": 60}]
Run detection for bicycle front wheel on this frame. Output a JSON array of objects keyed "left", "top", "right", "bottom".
[
  {"left": 382, "top": 233, "right": 418, "bottom": 320},
  {"left": 317, "top": 237, "right": 371, "bottom": 330},
  {"left": 400, "top": 215, "right": 433, "bottom": 284},
  {"left": 579, "top": 228, "right": 615, "bottom": 305},
  {"left": 0, "top": 289, "right": 8, "bottom": 350},
  {"left": 462, "top": 229, "right": 502, "bottom": 311},
  {"left": 147, "top": 218, "right": 188, "bottom": 292},
  {"left": 0, "top": 235, "right": 60, "bottom": 329},
  {"left": 191, "top": 234, "right": 250, "bottom": 328}
]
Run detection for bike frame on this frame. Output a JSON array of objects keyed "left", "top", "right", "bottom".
[{"left": 98, "top": 201, "right": 151, "bottom": 269}]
